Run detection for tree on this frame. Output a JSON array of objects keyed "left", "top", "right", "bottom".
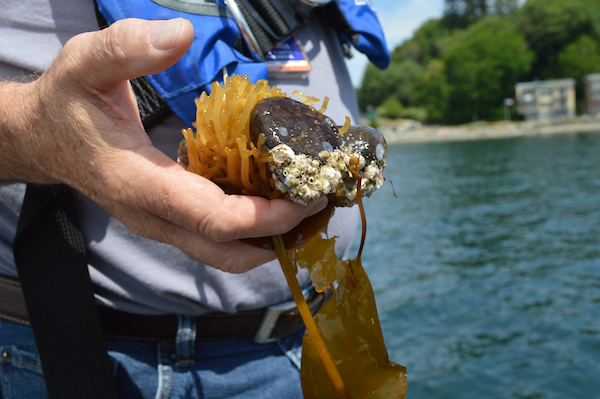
[
  {"left": 357, "top": 63, "right": 388, "bottom": 112},
  {"left": 377, "top": 97, "right": 404, "bottom": 119},
  {"left": 518, "top": 0, "right": 600, "bottom": 80},
  {"left": 557, "top": 35, "right": 600, "bottom": 108},
  {"left": 415, "top": 59, "right": 450, "bottom": 122},
  {"left": 557, "top": 35, "right": 600, "bottom": 78},
  {"left": 357, "top": 58, "right": 424, "bottom": 112},
  {"left": 442, "top": 15, "right": 534, "bottom": 123},
  {"left": 492, "top": 0, "right": 519, "bottom": 15},
  {"left": 443, "top": 0, "right": 490, "bottom": 29},
  {"left": 392, "top": 59, "right": 425, "bottom": 107},
  {"left": 402, "top": 19, "right": 452, "bottom": 65}
]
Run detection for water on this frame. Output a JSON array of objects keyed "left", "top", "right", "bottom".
[{"left": 350, "top": 132, "right": 600, "bottom": 399}]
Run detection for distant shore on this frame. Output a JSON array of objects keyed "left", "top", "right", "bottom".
[{"left": 368, "top": 116, "right": 600, "bottom": 146}]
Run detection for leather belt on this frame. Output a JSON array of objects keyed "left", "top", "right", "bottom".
[{"left": 0, "top": 275, "right": 327, "bottom": 344}]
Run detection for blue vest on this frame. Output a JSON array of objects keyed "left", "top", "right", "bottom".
[{"left": 96, "top": 0, "right": 390, "bottom": 126}]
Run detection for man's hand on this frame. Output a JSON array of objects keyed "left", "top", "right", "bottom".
[{"left": 0, "top": 18, "right": 327, "bottom": 273}]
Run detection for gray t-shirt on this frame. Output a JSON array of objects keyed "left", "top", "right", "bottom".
[{"left": 0, "top": 0, "right": 360, "bottom": 315}]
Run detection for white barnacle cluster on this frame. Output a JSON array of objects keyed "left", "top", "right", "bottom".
[
  {"left": 333, "top": 160, "right": 386, "bottom": 207},
  {"left": 269, "top": 143, "right": 385, "bottom": 206},
  {"left": 269, "top": 144, "right": 342, "bottom": 205}
]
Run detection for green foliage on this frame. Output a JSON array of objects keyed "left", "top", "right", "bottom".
[
  {"left": 442, "top": 16, "right": 534, "bottom": 123},
  {"left": 493, "top": 0, "right": 520, "bottom": 15},
  {"left": 357, "top": 58, "right": 424, "bottom": 112},
  {"left": 557, "top": 35, "right": 600, "bottom": 108},
  {"left": 357, "top": 63, "right": 389, "bottom": 112},
  {"left": 518, "top": 0, "right": 600, "bottom": 79},
  {"left": 442, "top": 0, "right": 520, "bottom": 29},
  {"left": 395, "top": 19, "right": 452, "bottom": 65},
  {"left": 416, "top": 59, "right": 450, "bottom": 122},
  {"left": 393, "top": 60, "right": 425, "bottom": 106},
  {"left": 557, "top": 35, "right": 600, "bottom": 80},
  {"left": 376, "top": 97, "right": 428, "bottom": 122},
  {"left": 443, "top": 0, "right": 489, "bottom": 29},
  {"left": 398, "top": 107, "right": 428, "bottom": 122},
  {"left": 377, "top": 97, "right": 403, "bottom": 119}
]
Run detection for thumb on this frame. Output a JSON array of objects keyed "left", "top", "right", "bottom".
[{"left": 64, "top": 18, "right": 194, "bottom": 92}]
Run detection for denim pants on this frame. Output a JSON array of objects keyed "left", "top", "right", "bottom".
[{"left": 0, "top": 316, "right": 304, "bottom": 399}]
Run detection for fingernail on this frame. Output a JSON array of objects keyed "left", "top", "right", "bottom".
[
  {"left": 306, "top": 196, "right": 328, "bottom": 217},
  {"left": 150, "top": 19, "right": 182, "bottom": 51}
]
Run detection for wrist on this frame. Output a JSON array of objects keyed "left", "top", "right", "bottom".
[{"left": 0, "top": 79, "right": 67, "bottom": 185}]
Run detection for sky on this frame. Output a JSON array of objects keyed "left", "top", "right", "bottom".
[{"left": 344, "top": 0, "right": 445, "bottom": 87}]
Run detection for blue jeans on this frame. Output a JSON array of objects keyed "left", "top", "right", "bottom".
[{"left": 0, "top": 316, "right": 304, "bottom": 399}]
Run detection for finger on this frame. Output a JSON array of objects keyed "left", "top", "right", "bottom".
[
  {"left": 63, "top": 18, "right": 194, "bottom": 91},
  {"left": 125, "top": 152, "right": 329, "bottom": 242},
  {"left": 203, "top": 194, "right": 329, "bottom": 242},
  {"left": 118, "top": 205, "right": 279, "bottom": 273},
  {"left": 169, "top": 171, "right": 328, "bottom": 241}
]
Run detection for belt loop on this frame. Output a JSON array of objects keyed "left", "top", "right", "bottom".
[{"left": 175, "top": 315, "right": 196, "bottom": 366}]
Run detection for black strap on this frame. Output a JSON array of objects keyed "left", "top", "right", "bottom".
[
  {"left": 13, "top": 185, "right": 118, "bottom": 399},
  {"left": 236, "top": 0, "right": 356, "bottom": 60},
  {"left": 234, "top": 0, "right": 313, "bottom": 54},
  {"left": 130, "top": 75, "right": 172, "bottom": 128}
]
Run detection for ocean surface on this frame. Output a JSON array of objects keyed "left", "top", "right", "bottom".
[{"left": 349, "top": 131, "right": 600, "bottom": 399}]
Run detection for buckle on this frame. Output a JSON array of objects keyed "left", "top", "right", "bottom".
[
  {"left": 253, "top": 286, "right": 315, "bottom": 344},
  {"left": 224, "top": 0, "right": 265, "bottom": 59}
]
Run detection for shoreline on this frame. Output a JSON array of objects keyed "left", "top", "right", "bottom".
[{"left": 371, "top": 117, "right": 600, "bottom": 146}]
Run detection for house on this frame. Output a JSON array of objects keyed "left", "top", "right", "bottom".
[
  {"left": 515, "top": 79, "right": 576, "bottom": 121},
  {"left": 584, "top": 73, "right": 600, "bottom": 116}
]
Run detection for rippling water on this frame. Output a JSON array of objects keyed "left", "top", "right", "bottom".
[{"left": 350, "top": 132, "right": 600, "bottom": 398}]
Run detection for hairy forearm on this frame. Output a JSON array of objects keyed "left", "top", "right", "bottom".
[{"left": 0, "top": 80, "right": 57, "bottom": 184}]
